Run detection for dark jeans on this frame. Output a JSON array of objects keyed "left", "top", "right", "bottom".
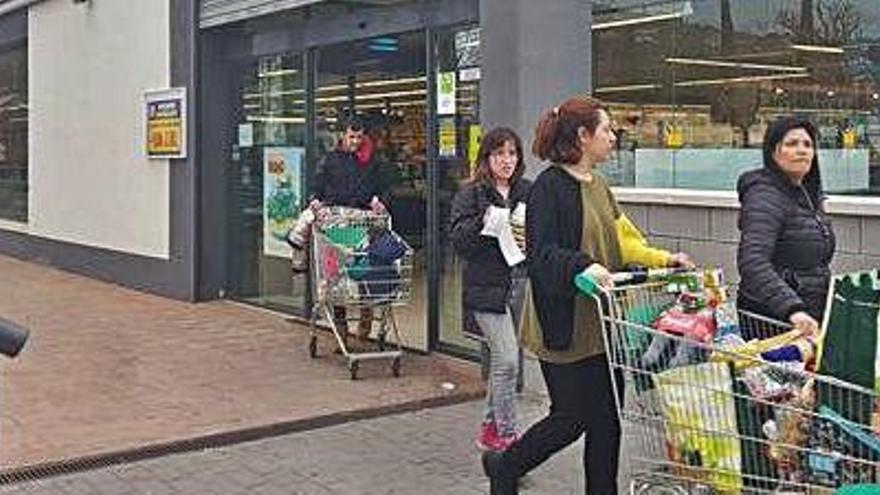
[
  {"left": 503, "top": 353, "right": 624, "bottom": 495},
  {"left": 332, "top": 306, "right": 373, "bottom": 336}
]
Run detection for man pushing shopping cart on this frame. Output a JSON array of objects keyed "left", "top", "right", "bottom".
[{"left": 288, "top": 117, "right": 410, "bottom": 379}]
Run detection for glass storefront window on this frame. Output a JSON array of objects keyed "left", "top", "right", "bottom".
[
  {"left": 0, "top": 42, "right": 27, "bottom": 222},
  {"left": 436, "top": 24, "right": 482, "bottom": 354},
  {"left": 208, "top": 0, "right": 480, "bottom": 354},
  {"left": 595, "top": 0, "right": 880, "bottom": 195},
  {"left": 229, "top": 52, "right": 308, "bottom": 313}
]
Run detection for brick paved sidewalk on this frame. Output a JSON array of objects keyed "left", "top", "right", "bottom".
[
  {"left": 0, "top": 395, "right": 587, "bottom": 495},
  {"left": 0, "top": 255, "right": 482, "bottom": 473}
]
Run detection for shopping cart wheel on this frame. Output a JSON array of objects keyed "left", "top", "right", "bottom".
[
  {"left": 308, "top": 336, "right": 318, "bottom": 358},
  {"left": 348, "top": 360, "right": 359, "bottom": 380},
  {"left": 391, "top": 356, "right": 401, "bottom": 377}
]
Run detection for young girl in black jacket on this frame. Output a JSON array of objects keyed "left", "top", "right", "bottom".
[{"left": 450, "top": 127, "right": 531, "bottom": 452}]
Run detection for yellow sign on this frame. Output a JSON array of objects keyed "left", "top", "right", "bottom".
[
  {"left": 468, "top": 125, "right": 482, "bottom": 172},
  {"left": 665, "top": 124, "right": 684, "bottom": 148},
  {"left": 145, "top": 88, "right": 186, "bottom": 159},
  {"left": 439, "top": 117, "right": 457, "bottom": 157},
  {"left": 842, "top": 128, "right": 857, "bottom": 148}
]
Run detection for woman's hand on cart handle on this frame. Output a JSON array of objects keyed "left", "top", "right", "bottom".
[
  {"left": 584, "top": 263, "right": 614, "bottom": 289},
  {"left": 789, "top": 311, "right": 818, "bottom": 337},
  {"left": 668, "top": 252, "right": 695, "bottom": 270},
  {"left": 370, "top": 196, "right": 387, "bottom": 214}
]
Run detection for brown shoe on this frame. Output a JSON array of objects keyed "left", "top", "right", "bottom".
[{"left": 357, "top": 308, "right": 373, "bottom": 339}]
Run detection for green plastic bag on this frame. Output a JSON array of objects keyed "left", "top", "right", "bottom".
[
  {"left": 323, "top": 226, "right": 367, "bottom": 249},
  {"left": 837, "top": 484, "right": 880, "bottom": 495}
]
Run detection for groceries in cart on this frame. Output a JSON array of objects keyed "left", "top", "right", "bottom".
[
  {"left": 655, "top": 361, "right": 744, "bottom": 492},
  {"left": 580, "top": 267, "right": 880, "bottom": 493},
  {"left": 306, "top": 206, "right": 413, "bottom": 379},
  {"left": 313, "top": 209, "right": 410, "bottom": 305},
  {"left": 346, "top": 225, "right": 408, "bottom": 300}
]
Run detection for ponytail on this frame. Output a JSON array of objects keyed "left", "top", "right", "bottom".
[
  {"left": 532, "top": 107, "right": 561, "bottom": 162},
  {"left": 531, "top": 96, "right": 607, "bottom": 165}
]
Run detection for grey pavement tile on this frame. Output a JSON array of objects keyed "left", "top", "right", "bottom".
[{"left": 1, "top": 398, "right": 599, "bottom": 494}]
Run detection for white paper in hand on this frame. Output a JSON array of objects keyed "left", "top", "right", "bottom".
[{"left": 480, "top": 206, "right": 526, "bottom": 266}]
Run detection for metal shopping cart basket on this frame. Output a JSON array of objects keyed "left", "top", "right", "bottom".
[
  {"left": 307, "top": 206, "right": 413, "bottom": 379},
  {"left": 577, "top": 269, "right": 880, "bottom": 494}
]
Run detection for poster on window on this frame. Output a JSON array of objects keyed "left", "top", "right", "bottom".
[
  {"left": 145, "top": 88, "right": 186, "bottom": 159},
  {"left": 437, "top": 71, "right": 457, "bottom": 116},
  {"left": 439, "top": 118, "right": 457, "bottom": 157},
  {"left": 263, "top": 146, "right": 304, "bottom": 258}
]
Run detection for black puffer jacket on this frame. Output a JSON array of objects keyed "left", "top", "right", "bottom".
[
  {"left": 736, "top": 118, "right": 836, "bottom": 322},
  {"left": 311, "top": 149, "right": 383, "bottom": 208},
  {"left": 449, "top": 179, "right": 531, "bottom": 313}
]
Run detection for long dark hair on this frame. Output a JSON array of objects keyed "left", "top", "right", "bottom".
[
  {"left": 762, "top": 117, "right": 824, "bottom": 208},
  {"left": 471, "top": 127, "right": 526, "bottom": 187},
  {"left": 532, "top": 96, "right": 608, "bottom": 164}
]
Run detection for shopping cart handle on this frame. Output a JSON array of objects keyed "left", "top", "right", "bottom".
[
  {"left": 574, "top": 267, "right": 691, "bottom": 296},
  {"left": 574, "top": 272, "right": 604, "bottom": 296}
]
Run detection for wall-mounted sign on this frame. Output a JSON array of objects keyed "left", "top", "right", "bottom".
[
  {"left": 437, "top": 71, "right": 456, "bottom": 116},
  {"left": 459, "top": 67, "right": 481, "bottom": 83},
  {"left": 454, "top": 27, "right": 481, "bottom": 68},
  {"left": 145, "top": 88, "right": 186, "bottom": 159}
]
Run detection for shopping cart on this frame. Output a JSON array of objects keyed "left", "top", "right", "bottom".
[
  {"left": 578, "top": 271, "right": 880, "bottom": 494},
  {"left": 308, "top": 206, "right": 413, "bottom": 379}
]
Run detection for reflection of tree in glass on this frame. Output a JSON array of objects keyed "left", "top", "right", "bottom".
[{"left": 777, "top": 0, "right": 863, "bottom": 45}]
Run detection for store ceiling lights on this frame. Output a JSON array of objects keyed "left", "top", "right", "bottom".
[
  {"left": 665, "top": 57, "right": 807, "bottom": 73},
  {"left": 258, "top": 69, "right": 299, "bottom": 78},
  {"left": 790, "top": 44, "right": 845, "bottom": 54},
  {"left": 592, "top": 1, "right": 693, "bottom": 31},
  {"left": 674, "top": 73, "right": 811, "bottom": 87},
  {"left": 596, "top": 73, "right": 810, "bottom": 93},
  {"left": 368, "top": 37, "right": 399, "bottom": 52}
]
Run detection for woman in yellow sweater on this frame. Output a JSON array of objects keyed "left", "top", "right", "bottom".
[{"left": 481, "top": 96, "right": 694, "bottom": 495}]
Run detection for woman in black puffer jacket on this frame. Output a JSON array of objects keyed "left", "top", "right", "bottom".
[
  {"left": 450, "top": 127, "right": 531, "bottom": 453},
  {"left": 737, "top": 117, "right": 836, "bottom": 337}
]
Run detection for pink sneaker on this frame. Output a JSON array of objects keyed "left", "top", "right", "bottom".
[
  {"left": 475, "top": 421, "right": 499, "bottom": 451},
  {"left": 492, "top": 433, "right": 518, "bottom": 452},
  {"left": 476, "top": 422, "right": 518, "bottom": 452}
]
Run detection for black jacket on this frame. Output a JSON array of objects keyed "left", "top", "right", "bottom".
[
  {"left": 526, "top": 166, "right": 596, "bottom": 350},
  {"left": 736, "top": 159, "right": 836, "bottom": 323},
  {"left": 311, "top": 149, "right": 383, "bottom": 208},
  {"left": 449, "top": 179, "right": 532, "bottom": 313}
]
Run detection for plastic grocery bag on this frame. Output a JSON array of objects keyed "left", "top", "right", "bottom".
[{"left": 656, "top": 362, "right": 743, "bottom": 493}]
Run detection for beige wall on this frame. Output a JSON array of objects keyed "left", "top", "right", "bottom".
[
  {"left": 28, "top": 0, "right": 170, "bottom": 258},
  {"left": 615, "top": 196, "right": 880, "bottom": 284}
]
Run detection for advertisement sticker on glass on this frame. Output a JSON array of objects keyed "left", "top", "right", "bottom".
[
  {"left": 439, "top": 118, "right": 457, "bottom": 157},
  {"left": 437, "top": 71, "right": 457, "bottom": 116},
  {"left": 238, "top": 123, "right": 254, "bottom": 148},
  {"left": 263, "top": 147, "right": 305, "bottom": 258}
]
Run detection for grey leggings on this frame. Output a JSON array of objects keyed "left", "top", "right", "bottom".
[
  {"left": 474, "top": 276, "right": 526, "bottom": 437},
  {"left": 475, "top": 308, "right": 520, "bottom": 437}
]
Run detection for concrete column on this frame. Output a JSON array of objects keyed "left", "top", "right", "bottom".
[
  {"left": 479, "top": 0, "right": 591, "bottom": 178},
  {"left": 479, "top": 0, "right": 591, "bottom": 394}
]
